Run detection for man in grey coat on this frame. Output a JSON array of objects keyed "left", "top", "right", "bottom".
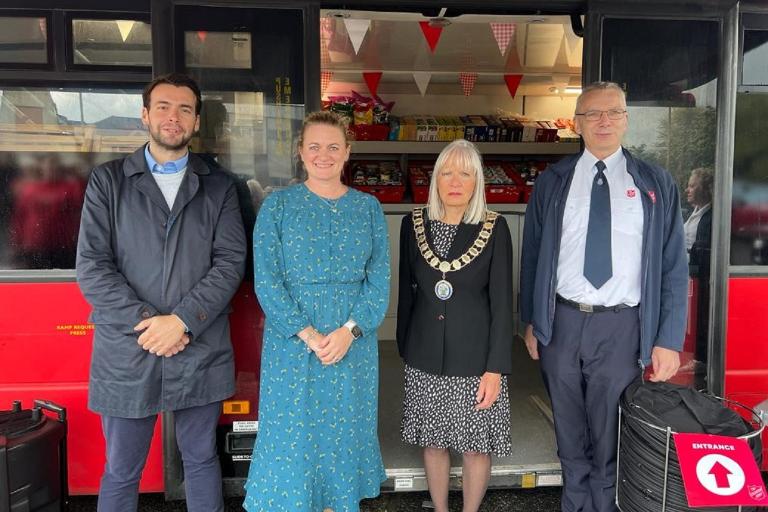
[{"left": 76, "top": 73, "right": 246, "bottom": 512}]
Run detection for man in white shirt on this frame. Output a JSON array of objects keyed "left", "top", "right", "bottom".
[{"left": 520, "top": 82, "right": 688, "bottom": 512}]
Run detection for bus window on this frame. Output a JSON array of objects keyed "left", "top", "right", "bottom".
[
  {"left": 601, "top": 17, "right": 720, "bottom": 390},
  {"left": 732, "top": 27, "right": 768, "bottom": 266},
  {"left": 72, "top": 19, "right": 152, "bottom": 67},
  {"left": 0, "top": 87, "right": 144, "bottom": 271},
  {"left": 0, "top": 16, "right": 48, "bottom": 65}
]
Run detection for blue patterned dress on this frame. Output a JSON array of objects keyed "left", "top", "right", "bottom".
[{"left": 243, "top": 183, "right": 390, "bottom": 512}]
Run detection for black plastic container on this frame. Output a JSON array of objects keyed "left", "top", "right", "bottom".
[{"left": 0, "top": 400, "right": 68, "bottom": 512}]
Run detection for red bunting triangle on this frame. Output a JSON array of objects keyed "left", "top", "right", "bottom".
[
  {"left": 504, "top": 74, "right": 524, "bottom": 98},
  {"left": 320, "top": 71, "right": 333, "bottom": 96},
  {"left": 419, "top": 21, "right": 443, "bottom": 53},
  {"left": 459, "top": 73, "right": 478, "bottom": 97},
  {"left": 362, "top": 72, "right": 383, "bottom": 97},
  {"left": 197, "top": 31, "right": 208, "bottom": 43}
]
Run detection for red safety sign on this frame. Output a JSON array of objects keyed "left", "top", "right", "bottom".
[{"left": 673, "top": 433, "right": 768, "bottom": 507}]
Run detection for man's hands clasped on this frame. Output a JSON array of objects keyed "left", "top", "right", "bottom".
[{"left": 135, "top": 314, "right": 189, "bottom": 358}]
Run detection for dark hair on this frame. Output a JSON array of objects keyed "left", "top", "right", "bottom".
[
  {"left": 296, "top": 111, "right": 350, "bottom": 155},
  {"left": 143, "top": 73, "right": 202, "bottom": 115}
]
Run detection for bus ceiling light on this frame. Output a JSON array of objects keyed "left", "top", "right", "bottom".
[{"left": 565, "top": 86, "right": 582, "bottom": 94}]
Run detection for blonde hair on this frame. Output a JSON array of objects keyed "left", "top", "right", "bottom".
[
  {"left": 427, "top": 139, "right": 487, "bottom": 224},
  {"left": 575, "top": 81, "right": 627, "bottom": 114}
]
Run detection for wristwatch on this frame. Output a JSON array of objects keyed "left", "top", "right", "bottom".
[{"left": 344, "top": 320, "right": 363, "bottom": 340}]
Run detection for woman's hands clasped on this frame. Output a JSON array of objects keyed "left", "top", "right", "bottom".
[{"left": 298, "top": 325, "right": 354, "bottom": 365}]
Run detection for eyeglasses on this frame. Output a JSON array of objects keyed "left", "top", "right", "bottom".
[{"left": 575, "top": 109, "right": 627, "bottom": 121}]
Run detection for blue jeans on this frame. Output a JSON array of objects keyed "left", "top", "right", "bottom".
[{"left": 97, "top": 401, "right": 224, "bottom": 512}]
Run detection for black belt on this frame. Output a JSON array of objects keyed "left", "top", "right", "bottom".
[{"left": 556, "top": 294, "right": 635, "bottom": 313}]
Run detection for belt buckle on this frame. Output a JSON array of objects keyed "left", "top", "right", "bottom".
[{"left": 578, "top": 303, "right": 594, "bottom": 313}]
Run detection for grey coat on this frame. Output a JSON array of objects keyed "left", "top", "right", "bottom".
[{"left": 76, "top": 146, "right": 247, "bottom": 418}]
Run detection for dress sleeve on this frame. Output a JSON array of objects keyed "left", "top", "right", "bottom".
[
  {"left": 349, "top": 197, "right": 391, "bottom": 336},
  {"left": 485, "top": 215, "right": 514, "bottom": 374},
  {"left": 253, "top": 192, "right": 312, "bottom": 339}
]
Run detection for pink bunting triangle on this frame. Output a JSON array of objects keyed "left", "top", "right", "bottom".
[
  {"left": 321, "top": 71, "right": 333, "bottom": 96},
  {"left": 459, "top": 73, "right": 478, "bottom": 97},
  {"left": 363, "top": 72, "right": 383, "bottom": 97},
  {"left": 197, "top": 31, "right": 208, "bottom": 43},
  {"left": 490, "top": 23, "right": 515, "bottom": 57},
  {"left": 504, "top": 74, "right": 524, "bottom": 98},
  {"left": 419, "top": 21, "right": 443, "bottom": 53}
]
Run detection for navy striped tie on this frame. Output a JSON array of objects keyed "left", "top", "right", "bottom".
[{"left": 584, "top": 160, "right": 612, "bottom": 288}]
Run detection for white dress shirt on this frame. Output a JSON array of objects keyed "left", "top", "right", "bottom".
[
  {"left": 556, "top": 147, "right": 644, "bottom": 307},
  {"left": 684, "top": 203, "right": 710, "bottom": 257}
]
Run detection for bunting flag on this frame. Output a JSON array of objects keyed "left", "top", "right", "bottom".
[
  {"left": 320, "top": 18, "right": 333, "bottom": 67},
  {"left": 413, "top": 72, "right": 432, "bottom": 96},
  {"left": 38, "top": 18, "right": 47, "bottom": 37},
  {"left": 343, "top": 18, "right": 371, "bottom": 55},
  {"left": 321, "top": 71, "right": 333, "bottom": 96},
  {"left": 504, "top": 74, "right": 524, "bottom": 98},
  {"left": 459, "top": 73, "right": 478, "bottom": 97},
  {"left": 196, "top": 31, "right": 208, "bottom": 43},
  {"left": 116, "top": 21, "right": 135, "bottom": 42},
  {"left": 419, "top": 21, "right": 443, "bottom": 53},
  {"left": 489, "top": 23, "right": 515, "bottom": 57},
  {"left": 363, "top": 72, "right": 383, "bottom": 97}
]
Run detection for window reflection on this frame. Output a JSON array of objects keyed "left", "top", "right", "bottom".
[
  {"left": 731, "top": 93, "right": 768, "bottom": 266},
  {"left": 743, "top": 30, "right": 768, "bottom": 86},
  {"left": 602, "top": 18, "right": 719, "bottom": 389},
  {"left": 72, "top": 19, "right": 152, "bottom": 67},
  {"left": 0, "top": 87, "right": 144, "bottom": 271},
  {"left": 0, "top": 17, "right": 47, "bottom": 64}
]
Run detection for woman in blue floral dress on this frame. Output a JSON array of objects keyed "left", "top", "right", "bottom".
[{"left": 243, "top": 111, "right": 390, "bottom": 512}]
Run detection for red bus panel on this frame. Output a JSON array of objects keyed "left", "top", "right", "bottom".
[{"left": 725, "top": 277, "right": 768, "bottom": 470}]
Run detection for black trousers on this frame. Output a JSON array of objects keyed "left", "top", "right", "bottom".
[{"left": 540, "top": 302, "right": 641, "bottom": 512}]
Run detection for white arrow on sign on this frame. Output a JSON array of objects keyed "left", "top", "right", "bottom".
[{"left": 695, "top": 454, "right": 746, "bottom": 496}]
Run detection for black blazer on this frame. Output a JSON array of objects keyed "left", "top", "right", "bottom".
[
  {"left": 396, "top": 209, "right": 514, "bottom": 376},
  {"left": 689, "top": 207, "right": 712, "bottom": 278}
]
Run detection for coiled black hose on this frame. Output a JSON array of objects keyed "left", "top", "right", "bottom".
[{"left": 616, "top": 389, "right": 763, "bottom": 512}]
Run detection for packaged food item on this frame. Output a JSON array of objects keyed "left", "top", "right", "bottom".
[{"left": 348, "top": 161, "right": 405, "bottom": 202}]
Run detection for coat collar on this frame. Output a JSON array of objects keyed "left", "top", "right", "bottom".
[
  {"left": 123, "top": 144, "right": 206, "bottom": 216},
  {"left": 124, "top": 144, "right": 211, "bottom": 177},
  {"left": 549, "top": 147, "right": 652, "bottom": 194}
]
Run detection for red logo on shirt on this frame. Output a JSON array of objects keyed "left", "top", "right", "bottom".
[
  {"left": 648, "top": 190, "right": 656, "bottom": 204},
  {"left": 626, "top": 189, "right": 636, "bottom": 198}
]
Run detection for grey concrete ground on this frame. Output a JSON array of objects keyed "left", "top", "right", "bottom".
[{"left": 68, "top": 488, "right": 562, "bottom": 511}]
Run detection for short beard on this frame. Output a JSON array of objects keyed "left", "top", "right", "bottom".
[{"left": 149, "top": 128, "right": 193, "bottom": 152}]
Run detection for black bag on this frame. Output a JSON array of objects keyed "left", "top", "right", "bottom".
[{"left": 0, "top": 400, "right": 68, "bottom": 512}]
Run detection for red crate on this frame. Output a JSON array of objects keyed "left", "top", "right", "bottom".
[
  {"left": 485, "top": 184, "right": 521, "bottom": 203},
  {"left": 351, "top": 123, "right": 390, "bottom": 141},
  {"left": 353, "top": 184, "right": 405, "bottom": 203}
]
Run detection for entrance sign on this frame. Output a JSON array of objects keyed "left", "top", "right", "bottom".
[{"left": 674, "top": 433, "right": 767, "bottom": 507}]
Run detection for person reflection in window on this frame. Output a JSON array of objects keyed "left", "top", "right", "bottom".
[
  {"left": 683, "top": 167, "right": 713, "bottom": 380},
  {"left": 9, "top": 154, "right": 86, "bottom": 269}
]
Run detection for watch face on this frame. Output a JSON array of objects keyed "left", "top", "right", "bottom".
[{"left": 351, "top": 325, "right": 363, "bottom": 339}]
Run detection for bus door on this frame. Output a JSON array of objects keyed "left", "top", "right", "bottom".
[{"left": 150, "top": 0, "right": 319, "bottom": 498}]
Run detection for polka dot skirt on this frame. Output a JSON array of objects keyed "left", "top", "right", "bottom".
[{"left": 400, "top": 219, "right": 512, "bottom": 457}]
